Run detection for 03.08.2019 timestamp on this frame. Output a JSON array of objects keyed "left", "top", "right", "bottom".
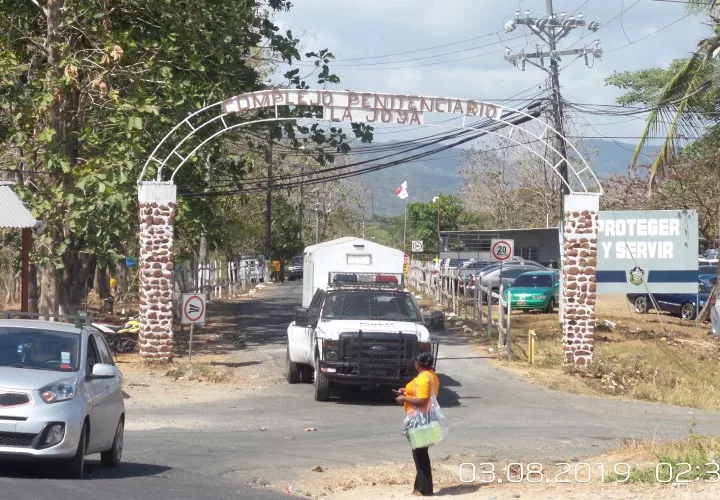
[{"left": 458, "top": 462, "right": 720, "bottom": 483}]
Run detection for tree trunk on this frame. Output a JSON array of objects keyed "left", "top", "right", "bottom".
[
  {"left": 95, "top": 265, "right": 111, "bottom": 299},
  {"left": 67, "top": 253, "right": 96, "bottom": 312},
  {"left": 38, "top": 265, "right": 59, "bottom": 317},
  {"left": 28, "top": 264, "right": 38, "bottom": 314}
]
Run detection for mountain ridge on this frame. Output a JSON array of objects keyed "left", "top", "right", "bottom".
[{"left": 353, "top": 138, "right": 655, "bottom": 215}]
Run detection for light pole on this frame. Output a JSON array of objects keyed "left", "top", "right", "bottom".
[{"left": 433, "top": 196, "right": 441, "bottom": 262}]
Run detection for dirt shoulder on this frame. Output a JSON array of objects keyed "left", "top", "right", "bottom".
[
  {"left": 281, "top": 440, "right": 720, "bottom": 499},
  {"left": 117, "top": 283, "right": 286, "bottom": 413}
]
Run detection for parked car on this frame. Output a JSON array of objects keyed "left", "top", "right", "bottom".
[
  {"left": 700, "top": 274, "right": 717, "bottom": 289},
  {"left": 444, "top": 258, "right": 470, "bottom": 271},
  {"left": 627, "top": 280, "right": 712, "bottom": 321},
  {"left": 0, "top": 318, "right": 125, "bottom": 478},
  {"left": 502, "top": 271, "right": 559, "bottom": 313},
  {"left": 477, "top": 262, "right": 548, "bottom": 302},
  {"left": 457, "top": 260, "right": 493, "bottom": 293},
  {"left": 287, "top": 255, "right": 303, "bottom": 281},
  {"left": 699, "top": 265, "right": 718, "bottom": 276},
  {"left": 700, "top": 248, "right": 718, "bottom": 264}
]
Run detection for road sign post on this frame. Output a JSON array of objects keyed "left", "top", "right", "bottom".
[
  {"left": 182, "top": 294, "right": 207, "bottom": 362},
  {"left": 491, "top": 239, "right": 514, "bottom": 315}
]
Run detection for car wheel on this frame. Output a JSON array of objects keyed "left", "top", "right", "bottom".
[
  {"left": 286, "top": 346, "right": 301, "bottom": 384},
  {"left": 313, "top": 355, "right": 330, "bottom": 402},
  {"left": 101, "top": 417, "right": 124, "bottom": 467},
  {"left": 545, "top": 298, "right": 555, "bottom": 314},
  {"left": 65, "top": 422, "right": 88, "bottom": 479},
  {"left": 634, "top": 296, "right": 648, "bottom": 314},
  {"left": 681, "top": 302, "right": 697, "bottom": 321}
]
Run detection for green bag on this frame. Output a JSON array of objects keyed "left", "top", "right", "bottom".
[{"left": 407, "top": 421, "right": 443, "bottom": 449}]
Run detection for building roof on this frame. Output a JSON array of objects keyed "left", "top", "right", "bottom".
[
  {"left": 440, "top": 228, "right": 558, "bottom": 235},
  {"left": 0, "top": 183, "right": 38, "bottom": 229}
]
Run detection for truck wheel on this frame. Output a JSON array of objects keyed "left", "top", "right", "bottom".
[
  {"left": 313, "top": 356, "right": 330, "bottom": 401},
  {"left": 300, "top": 365, "right": 313, "bottom": 383},
  {"left": 286, "top": 346, "right": 301, "bottom": 384}
]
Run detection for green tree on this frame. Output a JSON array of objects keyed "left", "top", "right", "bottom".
[
  {"left": 407, "top": 195, "right": 464, "bottom": 253},
  {"left": 0, "top": 0, "right": 368, "bottom": 313}
]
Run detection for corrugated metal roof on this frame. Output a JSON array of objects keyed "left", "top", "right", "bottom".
[{"left": 0, "top": 183, "right": 38, "bottom": 229}]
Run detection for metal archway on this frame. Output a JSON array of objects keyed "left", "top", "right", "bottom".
[
  {"left": 139, "top": 89, "right": 603, "bottom": 195},
  {"left": 137, "top": 89, "right": 601, "bottom": 366}
]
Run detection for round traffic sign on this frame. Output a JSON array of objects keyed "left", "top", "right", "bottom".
[
  {"left": 183, "top": 294, "right": 205, "bottom": 323},
  {"left": 491, "top": 239, "right": 513, "bottom": 262},
  {"left": 411, "top": 240, "right": 424, "bottom": 252}
]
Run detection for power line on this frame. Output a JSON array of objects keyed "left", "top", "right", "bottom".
[
  {"left": 180, "top": 111, "right": 543, "bottom": 197},
  {"left": 328, "top": 30, "right": 507, "bottom": 62}
]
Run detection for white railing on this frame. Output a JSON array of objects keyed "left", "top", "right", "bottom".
[
  {"left": 410, "top": 260, "right": 512, "bottom": 355},
  {"left": 174, "top": 259, "right": 266, "bottom": 300}
]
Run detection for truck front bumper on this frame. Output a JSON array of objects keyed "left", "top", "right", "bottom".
[
  {"left": 319, "top": 360, "right": 418, "bottom": 385},
  {"left": 319, "top": 333, "right": 439, "bottom": 385}
]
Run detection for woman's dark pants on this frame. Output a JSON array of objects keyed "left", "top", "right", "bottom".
[{"left": 412, "top": 446, "right": 433, "bottom": 495}]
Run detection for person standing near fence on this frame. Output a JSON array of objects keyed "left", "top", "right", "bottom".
[{"left": 395, "top": 352, "right": 440, "bottom": 496}]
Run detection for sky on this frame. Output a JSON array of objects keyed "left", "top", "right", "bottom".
[{"left": 274, "top": 0, "right": 709, "bottom": 146}]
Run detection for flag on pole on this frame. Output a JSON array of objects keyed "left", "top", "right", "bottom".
[{"left": 395, "top": 181, "right": 408, "bottom": 200}]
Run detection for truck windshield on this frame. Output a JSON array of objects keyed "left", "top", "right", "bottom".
[{"left": 322, "top": 291, "right": 420, "bottom": 322}]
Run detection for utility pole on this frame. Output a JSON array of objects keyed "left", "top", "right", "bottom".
[
  {"left": 503, "top": 3, "right": 602, "bottom": 218},
  {"left": 298, "top": 164, "right": 304, "bottom": 244},
  {"left": 314, "top": 202, "right": 320, "bottom": 245},
  {"left": 265, "top": 132, "right": 273, "bottom": 259}
]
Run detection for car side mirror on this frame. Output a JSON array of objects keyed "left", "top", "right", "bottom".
[
  {"left": 295, "top": 307, "right": 311, "bottom": 327},
  {"left": 91, "top": 363, "right": 116, "bottom": 379}
]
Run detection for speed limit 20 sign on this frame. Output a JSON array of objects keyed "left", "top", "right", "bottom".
[{"left": 491, "top": 239, "right": 514, "bottom": 262}]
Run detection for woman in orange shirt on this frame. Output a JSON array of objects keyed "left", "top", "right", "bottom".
[{"left": 395, "top": 352, "right": 439, "bottom": 496}]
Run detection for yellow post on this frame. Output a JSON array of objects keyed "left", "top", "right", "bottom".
[
  {"left": 528, "top": 329, "right": 536, "bottom": 364},
  {"left": 527, "top": 329, "right": 531, "bottom": 363}
]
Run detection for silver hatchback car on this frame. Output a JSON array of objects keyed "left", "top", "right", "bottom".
[{"left": 0, "top": 318, "right": 125, "bottom": 478}]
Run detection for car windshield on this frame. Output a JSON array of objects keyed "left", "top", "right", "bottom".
[
  {"left": 512, "top": 274, "right": 552, "bottom": 288},
  {"left": 321, "top": 291, "right": 420, "bottom": 322},
  {"left": 0, "top": 328, "right": 80, "bottom": 372},
  {"left": 699, "top": 265, "right": 717, "bottom": 275}
]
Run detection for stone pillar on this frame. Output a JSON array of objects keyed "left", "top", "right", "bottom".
[
  {"left": 562, "top": 193, "right": 600, "bottom": 366},
  {"left": 138, "top": 182, "right": 177, "bottom": 361}
]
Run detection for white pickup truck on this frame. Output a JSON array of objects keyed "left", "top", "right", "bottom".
[{"left": 286, "top": 271, "right": 437, "bottom": 401}]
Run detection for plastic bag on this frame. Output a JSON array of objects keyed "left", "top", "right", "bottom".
[{"left": 402, "top": 374, "right": 449, "bottom": 449}]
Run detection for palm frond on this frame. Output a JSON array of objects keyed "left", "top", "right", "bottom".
[
  {"left": 631, "top": 52, "right": 713, "bottom": 185},
  {"left": 685, "top": 0, "right": 719, "bottom": 15}
]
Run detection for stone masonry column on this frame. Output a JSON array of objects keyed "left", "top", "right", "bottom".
[
  {"left": 562, "top": 193, "right": 601, "bottom": 366},
  {"left": 138, "top": 181, "right": 177, "bottom": 361}
]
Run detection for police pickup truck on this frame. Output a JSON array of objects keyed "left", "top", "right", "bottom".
[{"left": 286, "top": 272, "right": 438, "bottom": 401}]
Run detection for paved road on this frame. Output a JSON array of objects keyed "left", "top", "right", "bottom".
[{"left": 3, "top": 281, "right": 720, "bottom": 498}]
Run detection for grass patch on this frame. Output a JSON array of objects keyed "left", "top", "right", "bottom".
[
  {"left": 605, "top": 430, "right": 720, "bottom": 483},
  {"left": 165, "top": 362, "right": 231, "bottom": 383}
]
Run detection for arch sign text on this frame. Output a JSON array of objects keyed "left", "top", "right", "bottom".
[{"left": 222, "top": 90, "right": 503, "bottom": 126}]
